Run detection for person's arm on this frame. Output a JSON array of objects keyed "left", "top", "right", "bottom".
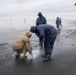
[
  {"left": 26, "top": 42, "right": 32, "bottom": 53},
  {"left": 38, "top": 28, "right": 45, "bottom": 47},
  {"left": 44, "top": 17, "right": 47, "bottom": 24},
  {"left": 36, "top": 18, "right": 39, "bottom": 26},
  {"left": 25, "top": 41, "right": 33, "bottom": 56},
  {"left": 39, "top": 36, "right": 44, "bottom": 47},
  {"left": 23, "top": 36, "right": 32, "bottom": 52}
]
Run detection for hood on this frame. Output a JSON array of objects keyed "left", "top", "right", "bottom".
[
  {"left": 30, "top": 26, "right": 37, "bottom": 33},
  {"left": 25, "top": 32, "right": 32, "bottom": 38}
]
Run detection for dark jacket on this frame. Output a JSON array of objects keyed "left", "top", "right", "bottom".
[
  {"left": 56, "top": 17, "right": 60, "bottom": 25},
  {"left": 30, "top": 24, "right": 57, "bottom": 46},
  {"left": 36, "top": 16, "right": 47, "bottom": 26}
]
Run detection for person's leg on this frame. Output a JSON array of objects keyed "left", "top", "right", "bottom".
[
  {"left": 15, "top": 52, "right": 20, "bottom": 59},
  {"left": 42, "top": 37, "right": 52, "bottom": 62},
  {"left": 46, "top": 38, "right": 53, "bottom": 57},
  {"left": 13, "top": 48, "right": 20, "bottom": 59},
  {"left": 57, "top": 25, "right": 60, "bottom": 34},
  {"left": 42, "top": 37, "right": 53, "bottom": 58},
  {"left": 56, "top": 25, "right": 58, "bottom": 30},
  {"left": 41, "top": 39, "right": 47, "bottom": 57},
  {"left": 19, "top": 47, "right": 27, "bottom": 59},
  {"left": 43, "top": 32, "right": 57, "bottom": 62}
]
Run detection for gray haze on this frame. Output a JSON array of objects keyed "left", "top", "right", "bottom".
[{"left": 0, "top": 0, "right": 76, "bottom": 30}]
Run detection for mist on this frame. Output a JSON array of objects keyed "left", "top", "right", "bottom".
[{"left": 0, "top": 0, "right": 76, "bottom": 31}]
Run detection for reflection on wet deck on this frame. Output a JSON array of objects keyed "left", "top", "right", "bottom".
[
  {"left": 12, "top": 49, "right": 43, "bottom": 60},
  {"left": 26, "top": 50, "right": 42, "bottom": 59}
]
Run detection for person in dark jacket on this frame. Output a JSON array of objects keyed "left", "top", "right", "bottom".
[
  {"left": 59, "top": 18, "right": 63, "bottom": 27},
  {"left": 56, "top": 17, "right": 63, "bottom": 30},
  {"left": 30, "top": 24, "right": 57, "bottom": 62},
  {"left": 56, "top": 17, "right": 60, "bottom": 30},
  {"left": 36, "top": 12, "right": 47, "bottom": 26},
  {"left": 36, "top": 12, "right": 47, "bottom": 45}
]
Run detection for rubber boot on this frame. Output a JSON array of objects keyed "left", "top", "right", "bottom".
[{"left": 42, "top": 54, "right": 51, "bottom": 62}]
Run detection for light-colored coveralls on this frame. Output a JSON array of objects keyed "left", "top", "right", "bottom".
[{"left": 11, "top": 32, "right": 32, "bottom": 59}]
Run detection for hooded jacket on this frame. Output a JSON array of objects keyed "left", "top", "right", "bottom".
[
  {"left": 36, "top": 12, "right": 47, "bottom": 26},
  {"left": 12, "top": 32, "right": 32, "bottom": 52}
]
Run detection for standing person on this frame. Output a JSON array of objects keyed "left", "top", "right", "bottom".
[
  {"left": 59, "top": 18, "right": 63, "bottom": 27},
  {"left": 56, "top": 17, "right": 60, "bottom": 30},
  {"left": 30, "top": 24, "right": 57, "bottom": 62},
  {"left": 36, "top": 12, "right": 47, "bottom": 26},
  {"left": 36, "top": 12, "right": 47, "bottom": 45}
]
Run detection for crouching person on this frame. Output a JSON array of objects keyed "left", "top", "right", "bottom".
[{"left": 11, "top": 32, "right": 32, "bottom": 60}]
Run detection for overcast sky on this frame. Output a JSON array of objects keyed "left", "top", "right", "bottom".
[
  {"left": 0, "top": 0, "right": 75, "bottom": 16},
  {"left": 0, "top": 0, "right": 76, "bottom": 29}
]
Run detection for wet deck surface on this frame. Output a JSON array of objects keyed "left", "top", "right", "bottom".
[{"left": 0, "top": 29, "right": 76, "bottom": 75}]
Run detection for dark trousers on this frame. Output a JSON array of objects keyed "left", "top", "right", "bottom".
[
  {"left": 44, "top": 32, "right": 57, "bottom": 57},
  {"left": 56, "top": 24, "right": 59, "bottom": 30}
]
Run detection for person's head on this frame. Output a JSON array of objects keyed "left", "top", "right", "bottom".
[
  {"left": 57, "top": 17, "right": 59, "bottom": 20},
  {"left": 30, "top": 26, "right": 37, "bottom": 33},
  {"left": 74, "top": 3, "right": 76, "bottom": 6},
  {"left": 38, "top": 12, "right": 42, "bottom": 17},
  {"left": 25, "top": 32, "right": 32, "bottom": 38}
]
